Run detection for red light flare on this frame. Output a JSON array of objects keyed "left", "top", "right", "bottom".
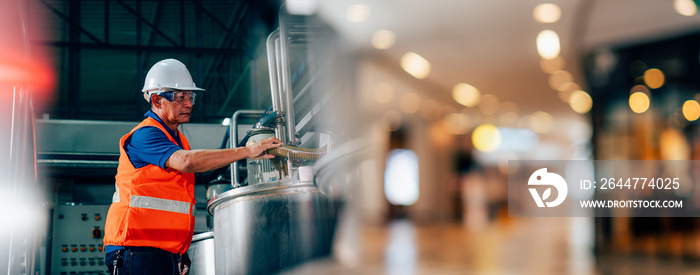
[{"left": 0, "top": 0, "right": 56, "bottom": 110}]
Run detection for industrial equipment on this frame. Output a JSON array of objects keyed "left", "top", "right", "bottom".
[
  {"left": 207, "top": 5, "right": 361, "bottom": 274},
  {"left": 188, "top": 232, "right": 215, "bottom": 275},
  {"left": 49, "top": 204, "right": 110, "bottom": 275}
]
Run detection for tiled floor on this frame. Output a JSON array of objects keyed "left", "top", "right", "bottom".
[{"left": 284, "top": 217, "right": 700, "bottom": 275}]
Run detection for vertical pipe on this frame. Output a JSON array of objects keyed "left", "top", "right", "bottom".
[
  {"left": 230, "top": 110, "right": 265, "bottom": 187},
  {"left": 274, "top": 39, "right": 287, "bottom": 143},
  {"left": 278, "top": 17, "right": 297, "bottom": 145},
  {"left": 266, "top": 29, "right": 285, "bottom": 143},
  {"left": 230, "top": 111, "right": 241, "bottom": 187}
]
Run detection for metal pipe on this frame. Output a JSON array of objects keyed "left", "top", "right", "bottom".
[
  {"left": 278, "top": 17, "right": 297, "bottom": 145},
  {"left": 265, "top": 29, "right": 286, "bottom": 143},
  {"left": 274, "top": 37, "right": 287, "bottom": 142},
  {"left": 229, "top": 110, "right": 265, "bottom": 188}
]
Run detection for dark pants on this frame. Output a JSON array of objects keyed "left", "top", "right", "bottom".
[{"left": 105, "top": 246, "right": 179, "bottom": 275}]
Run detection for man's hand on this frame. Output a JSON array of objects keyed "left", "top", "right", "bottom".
[
  {"left": 179, "top": 252, "right": 191, "bottom": 275},
  {"left": 246, "top": 137, "right": 282, "bottom": 160}
]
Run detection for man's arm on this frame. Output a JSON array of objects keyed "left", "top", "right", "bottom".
[{"left": 166, "top": 137, "right": 281, "bottom": 173}]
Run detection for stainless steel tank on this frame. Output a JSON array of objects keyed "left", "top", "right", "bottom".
[
  {"left": 207, "top": 182, "right": 338, "bottom": 275},
  {"left": 188, "top": 232, "right": 215, "bottom": 275}
]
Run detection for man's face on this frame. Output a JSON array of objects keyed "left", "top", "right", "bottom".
[{"left": 155, "top": 90, "right": 195, "bottom": 126}]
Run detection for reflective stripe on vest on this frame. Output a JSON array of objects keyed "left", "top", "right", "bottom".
[
  {"left": 112, "top": 183, "right": 120, "bottom": 203},
  {"left": 129, "top": 195, "right": 193, "bottom": 216}
]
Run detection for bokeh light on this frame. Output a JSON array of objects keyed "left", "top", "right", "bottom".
[
  {"left": 346, "top": 4, "right": 370, "bottom": 23},
  {"left": 452, "top": 83, "right": 480, "bottom": 107},
  {"left": 629, "top": 92, "right": 650, "bottom": 113},
  {"left": 533, "top": 3, "right": 562, "bottom": 23},
  {"left": 401, "top": 52, "right": 431, "bottom": 79},
  {"left": 549, "top": 70, "right": 573, "bottom": 91},
  {"left": 569, "top": 90, "right": 593, "bottom": 114},
  {"left": 384, "top": 149, "right": 419, "bottom": 206},
  {"left": 372, "top": 30, "right": 396, "bottom": 49},
  {"left": 683, "top": 100, "right": 700, "bottom": 121},
  {"left": 644, "top": 68, "right": 665, "bottom": 89},
  {"left": 472, "top": 124, "right": 502, "bottom": 152},
  {"left": 558, "top": 82, "right": 580, "bottom": 103},
  {"left": 674, "top": 0, "right": 697, "bottom": 16},
  {"left": 537, "top": 30, "right": 561, "bottom": 60},
  {"left": 529, "top": 111, "right": 554, "bottom": 133}
]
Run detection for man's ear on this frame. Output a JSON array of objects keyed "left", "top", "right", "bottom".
[{"left": 151, "top": 94, "right": 162, "bottom": 108}]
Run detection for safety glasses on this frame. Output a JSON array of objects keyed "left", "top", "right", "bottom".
[{"left": 159, "top": 90, "right": 197, "bottom": 105}]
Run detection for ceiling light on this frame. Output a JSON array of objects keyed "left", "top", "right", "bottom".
[
  {"left": 533, "top": 3, "right": 562, "bottom": 23},
  {"left": 401, "top": 52, "right": 431, "bottom": 79},
  {"left": 371, "top": 30, "right": 396, "bottom": 49},
  {"left": 452, "top": 83, "right": 480, "bottom": 107},
  {"left": 346, "top": 4, "right": 370, "bottom": 23},
  {"left": 536, "top": 30, "right": 561, "bottom": 60}
]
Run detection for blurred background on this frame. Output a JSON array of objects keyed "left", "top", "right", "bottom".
[{"left": 4, "top": 0, "right": 700, "bottom": 274}]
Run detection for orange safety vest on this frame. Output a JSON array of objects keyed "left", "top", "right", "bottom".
[{"left": 103, "top": 117, "right": 196, "bottom": 254}]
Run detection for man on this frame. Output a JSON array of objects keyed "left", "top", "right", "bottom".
[{"left": 103, "top": 58, "right": 281, "bottom": 275}]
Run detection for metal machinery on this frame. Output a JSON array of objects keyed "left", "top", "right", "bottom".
[
  {"left": 49, "top": 205, "right": 110, "bottom": 275},
  {"left": 207, "top": 5, "right": 362, "bottom": 275},
  {"left": 189, "top": 232, "right": 216, "bottom": 275}
]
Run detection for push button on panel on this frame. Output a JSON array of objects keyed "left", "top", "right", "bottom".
[{"left": 92, "top": 227, "right": 102, "bottom": 238}]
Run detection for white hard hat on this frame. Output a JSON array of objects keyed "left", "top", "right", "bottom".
[{"left": 142, "top": 58, "right": 204, "bottom": 102}]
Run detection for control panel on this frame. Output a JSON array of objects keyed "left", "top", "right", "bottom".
[{"left": 50, "top": 204, "right": 110, "bottom": 275}]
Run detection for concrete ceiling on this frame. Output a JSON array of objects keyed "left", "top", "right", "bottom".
[{"left": 316, "top": 0, "right": 700, "bottom": 116}]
